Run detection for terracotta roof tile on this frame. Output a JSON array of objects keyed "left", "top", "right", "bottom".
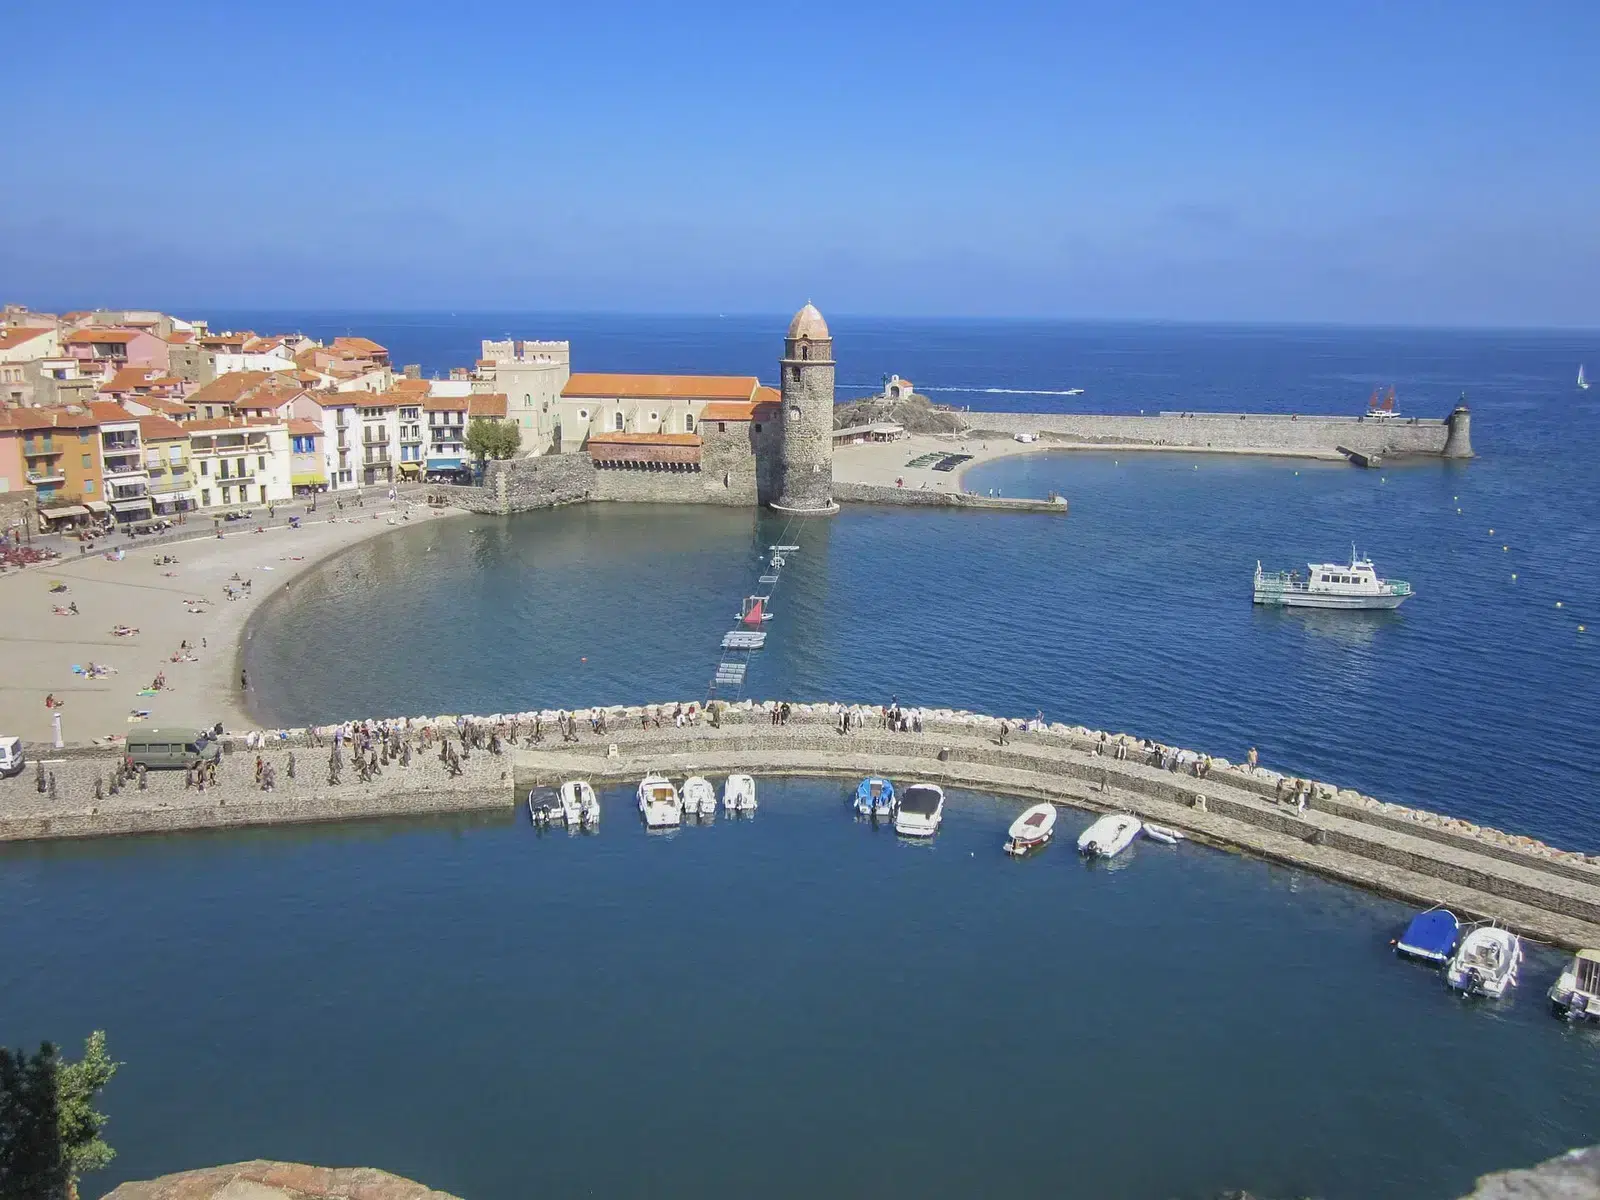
[
  {"left": 700, "top": 401, "right": 758, "bottom": 421},
  {"left": 423, "top": 395, "right": 469, "bottom": 412},
  {"left": 185, "top": 370, "right": 291, "bottom": 406},
  {"left": 467, "top": 393, "right": 508, "bottom": 419},
  {"left": 64, "top": 329, "right": 139, "bottom": 345},
  {"left": 287, "top": 418, "right": 323, "bottom": 437},
  {"left": 586, "top": 432, "right": 702, "bottom": 446},
  {"left": 332, "top": 336, "right": 387, "bottom": 356},
  {"left": 87, "top": 401, "right": 138, "bottom": 424},
  {"left": 0, "top": 326, "right": 55, "bottom": 352},
  {"left": 136, "top": 414, "right": 187, "bottom": 440},
  {"left": 562, "top": 373, "right": 759, "bottom": 401},
  {"left": 7, "top": 408, "right": 100, "bottom": 431},
  {"left": 184, "top": 417, "right": 283, "bottom": 433}
]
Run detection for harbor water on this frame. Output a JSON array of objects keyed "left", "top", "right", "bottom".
[{"left": 8, "top": 317, "right": 1600, "bottom": 1196}]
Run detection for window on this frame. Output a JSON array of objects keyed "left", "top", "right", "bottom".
[
  {"left": 791, "top": 366, "right": 799, "bottom": 381},
  {"left": 81, "top": 454, "right": 91, "bottom": 468},
  {"left": 790, "top": 406, "right": 801, "bottom": 419},
  {"left": 201, "top": 489, "right": 211, "bottom": 506},
  {"left": 578, "top": 409, "right": 589, "bottom": 421},
  {"left": 84, "top": 480, "right": 95, "bottom": 494},
  {"left": 648, "top": 411, "right": 658, "bottom": 423},
  {"left": 200, "top": 460, "right": 209, "bottom": 476},
  {"left": 524, "top": 393, "right": 531, "bottom": 403},
  {"left": 222, "top": 486, "right": 232, "bottom": 504},
  {"left": 613, "top": 412, "right": 624, "bottom": 431},
  {"left": 258, "top": 455, "right": 266, "bottom": 471},
  {"left": 753, "top": 423, "right": 763, "bottom": 433},
  {"left": 718, "top": 422, "right": 726, "bottom": 433}
]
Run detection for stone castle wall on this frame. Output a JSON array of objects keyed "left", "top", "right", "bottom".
[{"left": 965, "top": 411, "right": 1455, "bottom": 457}]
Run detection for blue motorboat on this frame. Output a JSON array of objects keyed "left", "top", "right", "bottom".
[
  {"left": 1396, "top": 908, "right": 1460, "bottom": 965},
  {"left": 853, "top": 777, "right": 896, "bottom": 818}
]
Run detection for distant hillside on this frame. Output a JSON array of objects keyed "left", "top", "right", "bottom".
[{"left": 833, "top": 391, "right": 966, "bottom": 435}]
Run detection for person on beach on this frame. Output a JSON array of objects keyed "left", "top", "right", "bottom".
[
  {"left": 998, "top": 721, "right": 1010, "bottom": 746},
  {"left": 1247, "top": 746, "right": 1259, "bottom": 773},
  {"left": 240, "top": 669, "right": 248, "bottom": 690}
]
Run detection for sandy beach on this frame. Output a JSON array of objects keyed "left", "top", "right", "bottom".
[{"left": 0, "top": 498, "right": 466, "bottom": 747}]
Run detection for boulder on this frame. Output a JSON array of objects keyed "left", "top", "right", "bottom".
[{"left": 103, "top": 1160, "right": 461, "bottom": 1200}]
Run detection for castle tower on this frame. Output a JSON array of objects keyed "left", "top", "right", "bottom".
[
  {"left": 1442, "top": 395, "right": 1475, "bottom": 459},
  {"left": 771, "top": 303, "right": 839, "bottom": 514}
]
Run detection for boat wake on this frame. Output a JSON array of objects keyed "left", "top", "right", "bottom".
[{"left": 919, "top": 386, "right": 1086, "bottom": 397}]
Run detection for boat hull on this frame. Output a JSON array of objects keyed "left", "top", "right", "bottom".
[{"left": 1254, "top": 590, "right": 1409, "bottom": 610}]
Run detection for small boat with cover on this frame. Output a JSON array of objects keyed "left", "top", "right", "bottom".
[
  {"left": 1549, "top": 949, "right": 1600, "bottom": 1020},
  {"left": 893, "top": 783, "right": 945, "bottom": 837},
  {"left": 638, "top": 774, "right": 682, "bottom": 829},
  {"left": 854, "top": 776, "right": 896, "bottom": 818},
  {"left": 1078, "top": 813, "right": 1141, "bottom": 859},
  {"left": 561, "top": 780, "right": 600, "bottom": 828},
  {"left": 1446, "top": 925, "right": 1523, "bottom": 998},
  {"left": 527, "top": 786, "right": 563, "bottom": 826},
  {"left": 723, "top": 773, "right": 757, "bottom": 813},
  {"left": 682, "top": 776, "right": 718, "bottom": 818},
  {"left": 1005, "top": 803, "right": 1057, "bottom": 855},
  {"left": 1395, "top": 907, "right": 1459, "bottom": 965}
]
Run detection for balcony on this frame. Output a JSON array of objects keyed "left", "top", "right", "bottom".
[
  {"left": 22, "top": 443, "right": 57, "bottom": 457},
  {"left": 362, "top": 434, "right": 390, "bottom": 447},
  {"left": 111, "top": 485, "right": 149, "bottom": 502},
  {"left": 102, "top": 458, "right": 146, "bottom": 481},
  {"left": 101, "top": 436, "right": 140, "bottom": 453},
  {"left": 364, "top": 451, "right": 391, "bottom": 465},
  {"left": 25, "top": 469, "right": 66, "bottom": 485}
]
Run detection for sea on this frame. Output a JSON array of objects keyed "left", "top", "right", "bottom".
[{"left": 6, "top": 316, "right": 1600, "bottom": 1198}]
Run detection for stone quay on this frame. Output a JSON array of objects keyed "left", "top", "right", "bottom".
[{"left": 3, "top": 699, "right": 1595, "bottom": 950}]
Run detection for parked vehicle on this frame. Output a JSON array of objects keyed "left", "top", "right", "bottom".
[
  {"left": 124, "top": 728, "right": 222, "bottom": 771},
  {"left": 0, "top": 735, "right": 25, "bottom": 778}
]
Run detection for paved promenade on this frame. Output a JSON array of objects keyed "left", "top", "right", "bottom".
[{"left": 2, "top": 700, "right": 1596, "bottom": 950}]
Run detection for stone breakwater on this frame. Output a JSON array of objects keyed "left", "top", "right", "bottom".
[
  {"left": 830, "top": 480, "right": 1067, "bottom": 513},
  {"left": 5, "top": 700, "right": 1597, "bottom": 947},
  {"left": 961, "top": 409, "right": 1472, "bottom": 459}
]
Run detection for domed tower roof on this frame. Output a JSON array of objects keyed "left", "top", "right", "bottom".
[{"left": 787, "top": 303, "right": 830, "bottom": 340}]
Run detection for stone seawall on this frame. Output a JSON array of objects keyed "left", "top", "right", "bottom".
[
  {"left": 6, "top": 699, "right": 1594, "bottom": 947},
  {"left": 964, "top": 411, "right": 1460, "bottom": 458},
  {"left": 832, "top": 480, "right": 1067, "bottom": 513}
]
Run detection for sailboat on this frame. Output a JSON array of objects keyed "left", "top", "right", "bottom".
[
  {"left": 1581, "top": 365, "right": 1590, "bottom": 391},
  {"left": 1367, "top": 385, "right": 1399, "bottom": 418}
]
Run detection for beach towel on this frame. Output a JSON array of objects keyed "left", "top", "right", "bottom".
[{"left": 136, "top": 689, "right": 158, "bottom": 697}]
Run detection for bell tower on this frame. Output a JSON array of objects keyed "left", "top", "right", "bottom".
[{"left": 772, "top": 302, "right": 838, "bottom": 514}]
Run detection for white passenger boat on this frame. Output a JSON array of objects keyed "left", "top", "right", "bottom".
[
  {"left": 1253, "top": 547, "right": 1412, "bottom": 610},
  {"left": 637, "top": 774, "right": 682, "bottom": 829},
  {"left": 682, "top": 776, "right": 717, "bottom": 818},
  {"left": 1549, "top": 949, "right": 1600, "bottom": 1019},
  {"left": 561, "top": 780, "right": 599, "bottom": 828},
  {"left": 1446, "top": 925, "right": 1523, "bottom": 998},
  {"left": 1077, "top": 813, "right": 1141, "bottom": 859},
  {"left": 1004, "top": 803, "right": 1056, "bottom": 855},
  {"left": 893, "top": 783, "right": 945, "bottom": 837},
  {"left": 723, "top": 773, "right": 757, "bottom": 814}
]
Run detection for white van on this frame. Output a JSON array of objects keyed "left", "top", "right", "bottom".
[{"left": 0, "top": 735, "right": 25, "bottom": 779}]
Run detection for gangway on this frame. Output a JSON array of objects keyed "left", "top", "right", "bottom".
[{"left": 706, "top": 542, "right": 801, "bottom": 704}]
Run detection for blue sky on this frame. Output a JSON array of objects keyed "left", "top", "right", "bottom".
[{"left": 4, "top": 1, "right": 1597, "bottom": 325}]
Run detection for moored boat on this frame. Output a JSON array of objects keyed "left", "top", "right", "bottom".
[
  {"left": 1446, "top": 925, "right": 1523, "bottom": 997},
  {"left": 1004, "top": 802, "right": 1056, "bottom": 855},
  {"left": 637, "top": 774, "right": 682, "bottom": 829},
  {"left": 1078, "top": 813, "right": 1141, "bottom": 859},
  {"left": 527, "top": 786, "right": 563, "bottom": 826},
  {"left": 1253, "top": 547, "right": 1412, "bottom": 610},
  {"left": 682, "top": 776, "right": 717, "bottom": 818},
  {"left": 1549, "top": 949, "right": 1600, "bottom": 1019},
  {"left": 1395, "top": 908, "right": 1460, "bottom": 965},
  {"left": 893, "top": 783, "right": 944, "bottom": 837},
  {"left": 853, "top": 776, "right": 896, "bottom": 818},
  {"left": 723, "top": 773, "right": 757, "bottom": 813},
  {"left": 1141, "top": 822, "right": 1185, "bottom": 845},
  {"left": 561, "top": 780, "right": 599, "bottom": 828}
]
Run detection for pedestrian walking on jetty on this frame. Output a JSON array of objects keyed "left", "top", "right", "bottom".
[
  {"left": 1247, "top": 746, "right": 1259, "bottom": 773},
  {"left": 998, "top": 721, "right": 1010, "bottom": 747}
]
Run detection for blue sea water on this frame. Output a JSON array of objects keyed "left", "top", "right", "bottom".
[{"left": 8, "top": 316, "right": 1600, "bottom": 1198}]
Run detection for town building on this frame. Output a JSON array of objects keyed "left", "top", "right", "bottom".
[
  {"left": 10, "top": 408, "right": 105, "bottom": 525},
  {"left": 187, "top": 418, "right": 291, "bottom": 510},
  {"left": 479, "top": 339, "right": 570, "bottom": 454},
  {"left": 62, "top": 328, "right": 169, "bottom": 377},
  {"left": 89, "top": 402, "right": 153, "bottom": 526},
  {"left": 287, "top": 419, "right": 327, "bottom": 496},
  {"left": 20, "top": 355, "right": 97, "bottom": 409},
  {"left": 0, "top": 327, "right": 59, "bottom": 405},
  {"left": 556, "top": 374, "right": 762, "bottom": 454},
  {"left": 137, "top": 414, "right": 197, "bottom": 516},
  {"left": 0, "top": 412, "right": 28, "bottom": 494},
  {"left": 423, "top": 394, "right": 469, "bottom": 479},
  {"left": 357, "top": 395, "right": 398, "bottom": 485}
]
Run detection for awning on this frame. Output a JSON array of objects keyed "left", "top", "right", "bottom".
[
  {"left": 426, "top": 457, "right": 463, "bottom": 470},
  {"left": 397, "top": 462, "right": 422, "bottom": 476},
  {"left": 83, "top": 500, "right": 110, "bottom": 514},
  {"left": 110, "top": 497, "right": 153, "bottom": 511},
  {"left": 290, "top": 472, "right": 327, "bottom": 487},
  {"left": 40, "top": 505, "right": 89, "bottom": 519}
]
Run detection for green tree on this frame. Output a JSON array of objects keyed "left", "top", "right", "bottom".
[
  {"left": 0, "top": 1032, "right": 118, "bottom": 1200},
  {"left": 464, "top": 418, "right": 521, "bottom": 464}
]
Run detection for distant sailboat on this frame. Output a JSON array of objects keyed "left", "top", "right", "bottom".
[{"left": 1581, "top": 365, "right": 1590, "bottom": 391}]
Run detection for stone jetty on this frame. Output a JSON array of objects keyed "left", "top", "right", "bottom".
[{"left": 4, "top": 700, "right": 1595, "bottom": 949}]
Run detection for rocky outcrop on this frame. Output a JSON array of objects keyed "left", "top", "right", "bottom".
[
  {"left": 834, "top": 392, "right": 966, "bottom": 435},
  {"left": 1459, "top": 1146, "right": 1600, "bottom": 1198},
  {"left": 103, "top": 1160, "right": 461, "bottom": 1200}
]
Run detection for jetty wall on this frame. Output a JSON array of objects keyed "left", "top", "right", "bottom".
[
  {"left": 5, "top": 699, "right": 1594, "bottom": 948},
  {"left": 963, "top": 411, "right": 1459, "bottom": 458},
  {"left": 832, "top": 481, "right": 1067, "bottom": 513}
]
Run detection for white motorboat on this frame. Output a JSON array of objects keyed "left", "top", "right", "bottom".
[
  {"left": 561, "top": 780, "right": 599, "bottom": 828},
  {"left": 1004, "top": 802, "right": 1056, "bottom": 855},
  {"left": 893, "top": 783, "right": 945, "bottom": 837},
  {"left": 853, "top": 776, "right": 895, "bottom": 818},
  {"left": 637, "top": 774, "right": 682, "bottom": 829},
  {"left": 526, "top": 786, "right": 564, "bottom": 826},
  {"left": 1078, "top": 813, "right": 1141, "bottom": 859},
  {"left": 682, "top": 776, "right": 717, "bottom": 818},
  {"left": 723, "top": 773, "right": 757, "bottom": 814},
  {"left": 1141, "top": 822, "right": 1185, "bottom": 845},
  {"left": 1446, "top": 925, "right": 1523, "bottom": 998},
  {"left": 1549, "top": 949, "right": 1600, "bottom": 1019},
  {"left": 1253, "top": 547, "right": 1412, "bottom": 610}
]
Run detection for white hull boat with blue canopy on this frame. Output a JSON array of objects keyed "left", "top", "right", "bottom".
[
  {"left": 1447, "top": 926, "right": 1523, "bottom": 998},
  {"left": 893, "top": 783, "right": 944, "bottom": 837},
  {"left": 1395, "top": 908, "right": 1460, "bottom": 965},
  {"left": 723, "top": 774, "right": 757, "bottom": 814},
  {"left": 854, "top": 776, "right": 896, "bottom": 818},
  {"left": 1077, "top": 813, "right": 1141, "bottom": 859}
]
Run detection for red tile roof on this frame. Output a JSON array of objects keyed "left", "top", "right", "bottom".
[
  {"left": 393, "top": 378, "right": 429, "bottom": 394},
  {"left": 0, "top": 326, "right": 55, "bottom": 353},
  {"left": 137, "top": 414, "right": 187, "bottom": 441},
  {"left": 6, "top": 408, "right": 100, "bottom": 431},
  {"left": 64, "top": 329, "right": 139, "bottom": 345},
  {"left": 467, "top": 393, "right": 508, "bottom": 419},
  {"left": 87, "top": 401, "right": 138, "bottom": 424},
  {"left": 562, "top": 373, "right": 759, "bottom": 401},
  {"left": 185, "top": 417, "right": 283, "bottom": 433},
  {"left": 287, "top": 418, "right": 323, "bottom": 437},
  {"left": 423, "top": 394, "right": 469, "bottom": 412},
  {"left": 586, "top": 432, "right": 702, "bottom": 446},
  {"left": 185, "top": 370, "right": 292, "bottom": 406},
  {"left": 332, "top": 336, "right": 387, "bottom": 356},
  {"left": 131, "top": 396, "right": 191, "bottom": 416}
]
